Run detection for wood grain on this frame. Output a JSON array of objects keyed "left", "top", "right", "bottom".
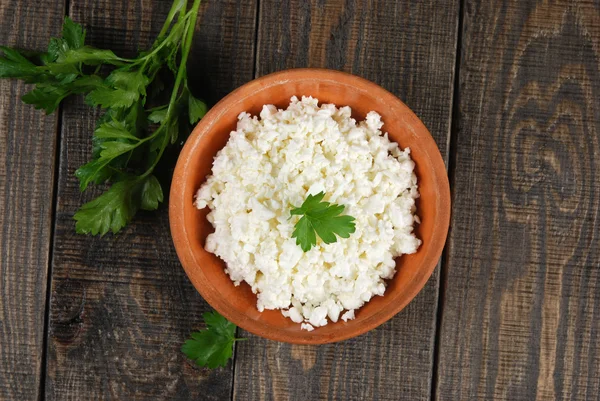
[
  {"left": 436, "top": 1, "right": 600, "bottom": 400},
  {"left": 0, "top": 1, "right": 65, "bottom": 400},
  {"left": 44, "top": 0, "right": 257, "bottom": 399},
  {"left": 233, "top": 1, "right": 459, "bottom": 400}
]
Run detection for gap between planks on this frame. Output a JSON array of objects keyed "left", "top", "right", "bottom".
[
  {"left": 39, "top": 0, "right": 71, "bottom": 400},
  {"left": 430, "top": 0, "right": 465, "bottom": 400}
]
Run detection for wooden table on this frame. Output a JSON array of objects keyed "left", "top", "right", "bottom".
[{"left": 1, "top": 0, "right": 599, "bottom": 399}]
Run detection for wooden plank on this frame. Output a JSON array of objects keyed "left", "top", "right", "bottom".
[
  {"left": 436, "top": 1, "right": 600, "bottom": 400},
  {"left": 0, "top": 1, "right": 65, "bottom": 400},
  {"left": 232, "top": 1, "right": 459, "bottom": 400},
  {"left": 44, "top": 0, "right": 257, "bottom": 399}
]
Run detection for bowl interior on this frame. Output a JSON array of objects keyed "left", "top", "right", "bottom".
[{"left": 171, "top": 70, "right": 449, "bottom": 344}]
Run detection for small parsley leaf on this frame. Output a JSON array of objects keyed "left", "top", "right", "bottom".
[
  {"left": 45, "top": 37, "right": 67, "bottom": 63},
  {"left": 0, "top": 47, "right": 41, "bottom": 79},
  {"left": 86, "top": 71, "right": 149, "bottom": 109},
  {"left": 74, "top": 180, "right": 139, "bottom": 235},
  {"left": 188, "top": 92, "right": 207, "bottom": 124},
  {"left": 75, "top": 158, "right": 114, "bottom": 192},
  {"left": 0, "top": 46, "right": 33, "bottom": 64},
  {"left": 86, "top": 87, "right": 139, "bottom": 109},
  {"left": 106, "top": 71, "right": 149, "bottom": 95},
  {"left": 290, "top": 192, "right": 356, "bottom": 252},
  {"left": 182, "top": 311, "right": 245, "bottom": 369},
  {"left": 94, "top": 120, "right": 140, "bottom": 141},
  {"left": 148, "top": 106, "right": 168, "bottom": 123},
  {"left": 21, "top": 84, "right": 69, "bottom": 114},
  {"left": 68, "top": 75, "right": 105, "bottom": 92},
  {"left": 140, "top": 175, "right": 163, "bottom": 211},
  {"left": 99, "top": 141, "right": 137, "bottom": 159},
  {"left": 167, "top": 116, "right": 179, "bottom": 144},
  {"left": 61, "top": 16, "right": 85, "bottom": 50},
  {"left": 55, "top": 47, "right": 122, "bottom": 66}
]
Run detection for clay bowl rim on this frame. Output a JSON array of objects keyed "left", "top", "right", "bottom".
[{"left": 169, "top": 68, "right": 451, "bottom": 344}]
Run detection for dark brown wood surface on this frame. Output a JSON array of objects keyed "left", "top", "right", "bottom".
[
  {"left": 231, "top": 1, "right": 459, "bottom": 400},
  {"left": 0, "top": 1, "right": 65, "bottom": 399},
  {"left": 436, "top": 0, "right": 600, "bottom": 400},
  {"left": 2, "top": 0, "right": 600, "bottom": 400},
  {"left": 44, "top": 0, "right": 257, "bottom": 400}
]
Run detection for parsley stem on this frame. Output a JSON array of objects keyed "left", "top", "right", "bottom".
[
  {"left": 132, "top": 16, "right": 188, "bottom": 66},
  {"left": 165, "top": 0, "right": 200, "bottom": 122},
  {"left": 141, "top": 130, "right": 169, "bottom": 179},
  {"left": 137, "top": 0, "right": 201, "bottom": 182},
  {"left": 129, "top": 6, "right": 195, "bottom": 70},
  {"left": 158, "top": 0, "right": 188, "bottom": 39},
  {"left": 178, "top": 0, "right": 189, "bottom": 21}
]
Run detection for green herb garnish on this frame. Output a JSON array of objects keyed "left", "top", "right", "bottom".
[
  {"left": 290, "top": 192, "right": 356, "bottom": 252},
  {"left": 0, "top": 0, "right": 206, "bottom": 235},
  {"left": 182, "top": 311, "right": 246, "bottom": 369}
]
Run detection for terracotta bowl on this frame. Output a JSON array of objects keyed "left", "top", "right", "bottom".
[{"left": 170, "top": 69, "right": 450, "bottom": 344}]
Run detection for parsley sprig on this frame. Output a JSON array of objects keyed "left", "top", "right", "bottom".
[
  {"left": 0, "top": 0, "right": 207, "bottom": 235},
  {"left": 182, "top": 311, "right": 246, "bottom": 369},
  {"left": 291, "top": 192, "right": 356, "bottom": 252}
]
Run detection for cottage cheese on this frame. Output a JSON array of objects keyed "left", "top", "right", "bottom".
[{"left": 195, "top": 96, "right": 420, "bottom": 330}]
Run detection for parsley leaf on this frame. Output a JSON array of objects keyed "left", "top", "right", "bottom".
[
  {"left": 61, "top": 16, "right": 86, "bottom": 50},
  {"left": 0, "top": 47, "right": 41, "bottom": 79},
  {"left": 182, "top": 311, "right": 245, "bottom": 369},
  {"left": 290, "top": 192, "right": 356, "bottom": 252},
  {"left": 54, "top": 47, "right": 123, "bottom": 67},
  {"left": 188, "top": 92, "right": 207, "bottom": 124},
  {"left": 106, "top": 71, "right": 149, "bottom": 95},
  {"left": 45, "top": 37, "right": 67, "bottom": 63},
  {"left": 85, "top": 70, "right": 150, "bottom": 109},
  {"left": 74, "top": 180, "right": 139, "bottom": 235},
  {"left": 21, "top": 84, "right": 69, "bottom": 113},
  {"left": 93, "top": 120, "right": 140, "bottom": 141},
  {"left": 68, "top": 75, "right": 106, "bottom": 92},
  {"left": 86, "top": 87, "right": 139, "bottom": 109},
  {"left": 148, "top": 106, "right": 167, "bottom": 123},
  {"left": 140, "top": 175, "right": 163, "bottom": 211},
  {"left": 75, "top": 158, "right": 114, "bottom": 191},
  {"left": 99, "top": 140, "right": 137, "bottom": 159}
]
